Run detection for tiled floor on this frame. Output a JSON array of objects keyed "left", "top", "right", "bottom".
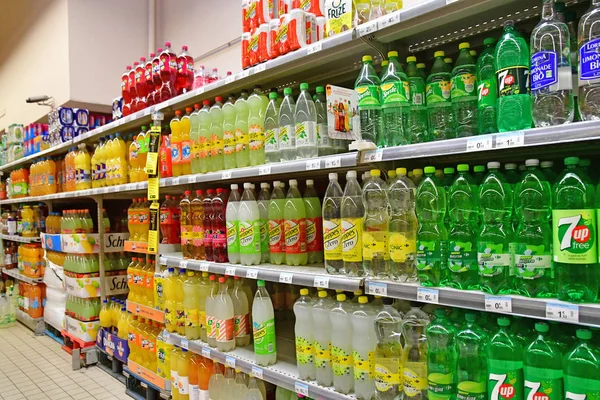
[{"left": 0, "top": 323, "right": 130, "bottom": 400}]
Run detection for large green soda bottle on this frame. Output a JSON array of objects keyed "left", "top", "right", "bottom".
[
  {"left": 477, "top": 38, "right": 498, "bottom": 134},
  {"left": 451, "top": 43, "right": 478, "bottom": 137},
  {"left": 380, "top": 51, "right": 411, "bottom": 146},
  {"left": 456, "top": 313, "right": 488, "bottom": 400},
  {"left": 355, "top": 55, "right": 383, "bottom": 147},
  {"left": 553, "top": 156, "right": 598, "bottom": 303},
  {"left": 446, "top": 164, "right": 479, "bottom": 290},
  {"left": 427, "top": 309, "right": 458, "bottom": 400},
  {"left": 427, "top": 51, "right": 455, "bottom": 140},
  {"left": 523, "top": 322, "right": 563, "bottom": 400},
  {"left": 284, "top": 179, "right": 308, "bottom": 266},
  {"left": 406, "top": 56, "right": 430, "bottom": 143},
  {"left": 304, "top": 179, "right": 323, "bottom": 264},
  {"left": 513, "top": 159, "right": 554, "bottom": 298},
  {"left": 268, "top": 181, "right": 286, "bottom": 265},
  {"left": 564, "top": 329, "right": 600, "bottom": 400},
  {"left": 487, "top": 317, "right": 524, "bottom": 400},
  {"left": 478, "top": 162, "right": 514, "bottom": 295},
  {"left": 495, "top": 20, "right": 532, "bottom": 132},
  {"left": 416, "top": 166, "right": 448, "bottom": 286}
]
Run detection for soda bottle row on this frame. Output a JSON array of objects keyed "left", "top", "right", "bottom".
[
  {"left": 29, "top": 157, "right": 58, "bottom": 196},
  {"left": 1, "top": 204, "right": 47, "bottom": 236},
  {"left": 89, "top": 133, "right": 128, "bottom": 188},
  {"left": 60, "top": 209, "right": 94, "bottom": 234},
  {"left": 17, "top": 282, "right": 44, "bottom": 319},
  {"left": 127, "top": 257, "right": 157, "bottom": 306},
  {"left": 65, "top": 295, "right": 100, "bottom": 321},
  {"left": 128, "top": 198, "right": 151, "bottom": 242}
]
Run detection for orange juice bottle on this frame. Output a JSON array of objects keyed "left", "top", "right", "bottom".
[
  {"left": 170, "top": 110, "right": 183, "bottom": 177},
  {"left": 189, "top": 354, "right": 201, "bottom": 399},
  {"left": 180, "top": 107, "right": 192, "bottom": 176},
  {"left": 128, "top": 199, "right": 138, "bottom": 240},
  {"left": 139, "top": 198, "right": 150, "bottom": 242},
  {"left": 47, "top": 157, "right": 57, "bottom": 194},
  {"left": 65, "top": 148, "right": 76, "bottom": 191},
  {"left": 75, "top": 144, "right": 92, "bottom": 190},
  {"left": 127, "top": 257, "right": 138, "bottom": 301},
  {"left": 28, "top": 284, "right": 43, "bottom": 318}
]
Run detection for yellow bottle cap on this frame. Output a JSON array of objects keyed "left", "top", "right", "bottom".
[
  {"left": 434, "top": 50, "right": 445, "bottom": 58},
  {"left": 337, "top": 294, "right": 346, "bottom": 301},
  {"left": 388, "top": 51, "right": 399, "bottom": 58},
  {"left": 370, "top": 169, "right": 381, "bottom": 177},
  {"left": 459, "top": 42, "right": 470, "bottom": 50},
  {"left": 362, "top": 55, "right": 373, "bottom": 62},
  {"left": 300, "top": 288, "right": 309, "bottom": 296},
  {"left": 396, "top": 167, "right": 407, "bottom": 176},
  {"left": 318, "top": 291, "right": 328, "bottom": 298},
  {"left": 407, "top": 56, "right": 417, "bottom": 63},
  {"left": 417, "top": 63, "right": 426, "bottom": 69},
  {"left": 358, "top": 296, "right": 369, "bottom": 304}
]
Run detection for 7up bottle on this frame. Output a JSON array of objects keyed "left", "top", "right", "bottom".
[
  {"left": 523, "top": 323, "right": 563, "bottom": 400},
  {"left": 487, "top": 317, "right": 523, "bottom": 400},
  {"left": 553, "top": 156, "right": 598, "bottom": 303}
]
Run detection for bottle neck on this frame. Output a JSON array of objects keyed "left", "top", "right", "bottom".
[{"left": 541, "top": 0, "right": 556, "bottom": 20}]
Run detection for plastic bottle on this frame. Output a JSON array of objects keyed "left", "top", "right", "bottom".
[
  {"left": 252, "top": 280, "right": 277, "bottom": 366},
  {"left": 294, "top": 288, "right": 316, "bottom": 380},
  {"left": 362, "top": 170, "right": 390, "bottom": 277},
  {"left": 553, "top": 156, "right": 597, "bottom": 303},
  {"left": 257, "top": 183, "right": 271, "bottom": 263},
  {"left": 495, "top": 20, "right": 532, "bottom": 131},
  {"left": 523, "top": 322, "right": 563, "bottom": 400},
  {"left": 226, "top": 184, "right": 241, "bottom": 264},
  {"left": 235, "top": 91, "right": 250, "bottom": 168},
  {"left": 179, "top": 107, "right": 192, "bottom": 176},
  {"left": 203, "top": 190, "right": 215, "bottom": 261},
  {"left": 183, "top": 271, "right": 200, "bottom": 340},
  {"left": 176, "top": 45, "right": 194, "bottom": 95},
  {"left": 456, "top": 313, "right": 488, "bottom": 400},
  {"left": 208, "top": 362, "right": 224, "bottom": 400},
  {"left": 477, "top": 38, "right": 498, "bottom": 134},
  {"left": 75, "top": 144, "right": 92, "bottom": 190},
  {"left": 402, "top": 305, "right": 429, "bottom": 400},
  {"left": 232, "top": 276, "right": 250, "bottom": 347},
  {"left": 214, "top": 277, "right": 235, "bottom": 352},
  {"left": 205, "top": 275, "right": 218, "bottom": 348},
  {"left": 355, "top": 55, "right": 382, "bottom": 147},
  {"left": 284, "top": 179, "right": 307, "bottom": 266},
  {"left": 487, "top": 317, "right": 524, "bottom": 400},
  {"left": 159, "top": 43, "right": 177, "bottom": 102},
  {"left": 238, "top": 183, "right": 261, "bottom": 266},
  {"left": 329, "top": 294, "right": 354, "bottom": 394},
  {"left": 221, "top": 367, "right": 236, "bottom": 399},
  {"left": 322, "top": 173, "right": 343, "bottom": 274},
  {"left": 578, "top": 0, "right": 600, "bottom": 120},
  {"left": 175, "top": 269, "right": 186, "bottom": 335},
  {"left": 478, "top": 162, "right": 514, "bottom": 295},
  {"left": 374, "top": 297, "right": 403, "bottom": 399},
  {"left": 210, "top": 97, "right": 225, "bottom": 171},
  {"left": 341, "top": 171, "right": 365, "bottom": 276},
  {"left": 446, "top": 164, "right": 479, "bottom": 289},
  {"left": 191, "top": 190, "right": 205, "bottom": 260},
  {"left": 313, "top": 86, "right": 333, "bottom": 156},
  {"left": 416, "top": 166, "right": 448, "bottom": 286},
  {"left": 427, "top": 309, "right": 458, "bottom": 400},
  {"left": 278, "top": 88, "right": 296, "bottom": 161},
  {"left": 246, "top": 377, "right": 264, "bottom": 400},
  {"left": 222, "top": 94, "right": 238, "bottom": 170},
  {"left": 248, "top": 86, "right": 268, "bottom": 165},
  {"left": 171, "top": 111, "right": 183, "bottom": 177},
  {"left": 564, "top": 329, "right": 600, "bottom": 398},
  {"left": 406, "top": 56, "right": 429, "bottom": 143},
  {"left": 351, "top": 296, "right": 377, "bottom": 399},
  {"left": 213, "top": 189, "right": 229, "bottom": 263},
  {"left": 160, "top": 133, "right": 173, "bottom": 177},
  {"left": 264, "top": 92, "right": 280, "bottom": 163},
  {"left": 198, "top": 100, "right": 212, "bottom": 173},
  {"left": 380, "top": 51, "right": 411, "bottom": 146},
  {"left": 294, "top": 83, "right": 318, "bottom": 159},
  {"left": 427, "top": 51, "right": 455, "bottom": 140},
  {"left": 268, "top": 181, "right": 286, "bottom": 265},
  {"left": 452, "top": 43, "right": 478, "bottom": 137},
  {"left": 302, "top": 180, "right": 323, "bottom": 264},
  {"left": 180, "top": 191, "right": 193, "bottom": 258},
  {"left": 310, "top": 290, "right": 334, "bottom": 387}
]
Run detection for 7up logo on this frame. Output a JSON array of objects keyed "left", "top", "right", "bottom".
[{"left": 553, "top": 210, "right": 597, "bottom": 264}]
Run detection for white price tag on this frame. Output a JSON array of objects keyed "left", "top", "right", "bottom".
[
  {"left": 225, "top": 356, "right": 236, "bottom": 368},
  {"left": 325, "top": 156, "right": 341, "bottom": 169},
  {"left": 222, "top": 171, "right": 232, "bottom": 179},
  {"left": 306, "top": 159, "right": 320, "bottom": 170},
  {"left": 495, "top": 131, "right": 524, "bottom": 149},
  {"left": 307, "top": 42, "right": 322, "bottom": 55},
  {"left": 379, "top": 11, "right": 401, "bottom": 29},
  {"left": 546, "top": 302, "right": 579, "bottom": 323},
  {"left": 279, "top": 273, "right": 294, "bottom": 284},
  {"left": 357, "top": 20, "right": 378, "bottom": 37},
  {"left": 224, "top": 75, "right": 235, "bottom": 85},
  {"left": 200, "top": 263, "right": 210, "bottom": 272},
  {"left": 240, "top": 70, "right": 250, "bottom": 78},
  {"left": 295, "top": 382, "right": 309, "bottom": 396},
  {"left": 361, "top": 149, "right": 383, "bottom": 163},
  {"left": 102, "top": 187, "right": 110, "bottom": 194},
  {"left": 466, "top": 136, "right": 493, "bottom": 152},
  {"left": 136, "top": 182, "right": 146, "bottom": 190},
  {"left": 313, "top": 276, "right": 330, "bottom": 289},
  {"left": 259, "top": 165, "right": 271, "bottom": 175},
  {"left": 188, "top": 175, "right": 197, "bottom": 183},
  {"left": 163, "top": 331, "right": 170, "bottom": 340},
  {"left": 255, "top": 64, "right": 266, "bottom": 73},
  {"left": 201, "top": 347, "right": 211, "bottom": 358},
  {"left": 417, "top": 288, "right": 439, "bottom": 304},
  {"left": 246, "top": 269, "right": 259, "bottom": 279},
  {"left": 159, "top": 257, "right": 167, "bottom": 265},
  {"left": 485, "top": 295, "right": 512, "bottom": 313},
  {"left": 181, "top": 339, "right": 189, "bottom": 350},
  {"left": 225, "top": 266, "right": 237, "bottom": 276},
  {"left": 367, "top": 282, "right": 387, "bottom": 296},
  {"left": 172, "top": 177, "right": 181, "bottom": 185},
  {"left": 252, "top": 366, "right": 263, "bottom": 379},
  {"left": 179, "top": 260, "right": 188, "bottom": 269}
]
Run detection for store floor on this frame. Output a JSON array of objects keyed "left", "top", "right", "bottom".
[{"left": 0, "top": 323, "right": 130, "bottom": 400}]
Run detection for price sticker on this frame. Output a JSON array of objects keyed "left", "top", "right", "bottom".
[
  {"left": 379, "top": 11, "right": 401, "bottom": 29},
  {"left": 306, "top": 159, "right": 320, "bottom": 170},
  {"left": 313, "top": 276, "right": 330, "bottom": 289},
  {"left": 163, "top": 331, "right": 170, "bottom": 341},
  {"left": 307, "top": 42, "right": 322, "bottom": 55},
  {"left": 252, "top": 366, "right": 263, "bottom": 379},
  {"left": 485, "top": 296, "right": 512, "bottom": 313},
  {"left": 224, "top": 75, "right": 235, "bottom": 85},
  {"left": 546, "top": 302, "right": 579, "bottom": 323},
  {"left": 495, "top": 131, "right": 524, "bottom": 149},
  {"left": 325, "top": 156, "right": 341, "bottom": 169},
  {"left": 246, "top": 269, "right": 259, "bottom": 279},
  {"left": 159, "top": 256, "right": 167, "bottom": 265},
  {"left": 466, "top": 136, "right": 493, "bottom": 152},
  {"left": 279, "top": 273, "right": 294, "bottom": 284},
  {"left": 179, "top": 260, "right": 188, "bottom": 269},
  {"left": 148, "top": 177, "right": 160, "bottom": 201},
  {"left": 200, "top": 263, "right": 210, "bottom": 272},
  {"left": 417, "top": 288, "right": 439, "bottom": 304},
  {"left": 367, "top": 282, "right": 387, "bottom": 296},
  {"left": 225, "top": 266, "right": 236, "bottom": 276},
  {"left": 357, "top": 20, "right": 378, "bottom": 37},
  {"left": 225, "top": 356, "right": 236, "bottom": 368},
  {"left": 172, "top": 177, "right": 181, "bottom": 186},
  {"left": 295, "top": 382, "right": 309, "bottom": 396},
  {"left": 201, "top": 347, "right": 211, "bottom": 359},
  {"left": 361, "top": 149, "right": 383, "bottom": 163},
  {"left": 181, "top": 339, "right": 189, "bottom": 350},
  {"left": 188, "top": 175, "right": 197, "bottom": 183},
  {"left": 240, "top": 69, "right": 250, "bottom": 78},
  {"left": 255, "top": 64, "right": 266, "bottom": 73},
  {"left": 222, "top": 171, "right": 232, "bottom": 179},
  {"left": 259, "top": 165, "right": 271, "bottom": 175}
]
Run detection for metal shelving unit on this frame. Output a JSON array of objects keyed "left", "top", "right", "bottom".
[
  {"left": 2, "top": 267, "right": 44, "bottom": 285},
  {"left": 0, "top": 234, "right": 41, "bottom": 243},
  {"left": 15, "top": 309, "right": 45, "bottom": 335}
]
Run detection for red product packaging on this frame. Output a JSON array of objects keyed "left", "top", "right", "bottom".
[
  {"left": 316, "top": 15, "right": 326, "bottom": 41},
  {"left": 279, "top": 0, "right": 292, "bottom": 14},
  {"left": 258, "top": 23, "right": 269, "bottom": 62},
  {"left": 268, "top": 18, "right": 281, "bottom": 59},
  {"left": 292, "top": 0, "right": 311, "bottom": 12},
  {"left": 242, "top": 0, "right": 251, "bottom": 32},
  {"left": 312, "top": 0, "right": 323, "bottom": 16},
  {"left": 248, "top": 0, "right": 259, "bottom": 31},
  {"left": 248, "top": 29, "right": 260, "bottom": 66},
  {"left": 241, "top": 32, "right": 251, "bottom": 69},
  {"left": 277, "top": 14, "right": 291, "bottom": 55},
  {"left": 288, "top": 9, "right": 307, "bottom": 51}
]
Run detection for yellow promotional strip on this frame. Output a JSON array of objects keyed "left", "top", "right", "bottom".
[{"left": 148, "top": 202, "right": 160, "bottom": 254}]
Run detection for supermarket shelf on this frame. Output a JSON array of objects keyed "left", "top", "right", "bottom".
[
  {"left": 0, "top": 140, "right": 73, "bottom": 173},
  {"left": 160, "top": 252, "right": 363, "bottom": 292},
  {"left": 126, "top": 300, "right": 165, "bottom": 323},
  {"left": 124, "top": 241, "right": 181, "bottom": 254},
  {"left": 2, "top": 267, "right": 44, "bottom": 285},
  {"left": 166, "top": 331, "right": 356, "bottom": 400},
  {"left": 365, "top": 279, "right": 600, "bottom": 327},
  {"left": 0, "top": 234, "right": 41, "bottom": 243},
  {"left": 16, "top": 309, "right": 45, "bottom": 335},
  {"left": 124, "top": 360, "right": 171, "bottom": 396}
]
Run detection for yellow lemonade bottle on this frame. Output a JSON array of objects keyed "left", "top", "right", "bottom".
[
  {"left": 171, "top": 110, "right": 183, "bottom": 177},
  {"left": 180, "top": 107, "right": 192, "bottom": 176},
  {"left": 114, "top": 132, "right": 128, "bottom": 185},
  {"left": 142, "top": 318, "right": 154, "bottom": 369},
  {"left": 175, "top": 269, "right": 186, "bottom": 335},
  {"left": 155, "top": 263, "right": 168, "bottom": 311},
  {"left": 198, "top": 272, "right": 210, "bottom": 342},
  {"left": 164, "top": 267, "right": 177, "bottom": 333},
  {"left": 129, "top": 131, "right": 141, "bottom": 182},
  {"left": 136, "top": 127, "right": 149, "bottom": 182},
  {"left": 75, "top": 144, "right": 92, "bottom": 190},
  {"left": 117, "top": 308, "right": 129, "bottom": 340},
  {"left": 183, "top": 271, "right": 200, "bottom": 339},
  {"left": 148, "top": 321, "right": 160, "bottom": 372},
  {"left": 157, "top": 328, "right": 174, "bottom": 378},
  {"left": 104, "top": 134, "right": 116, "bottom": 186},
  {"left": 128, "top": 315, "right": 141, "bottom": 364},
  {"left": 97, "top": 137, "right": 107, "bottom": 187},
  {"left": 127, "top": 257, "right": 138, "bottom": 302},
  {"left": 99, "top": 299, "right": 112, "bottom": 329}
]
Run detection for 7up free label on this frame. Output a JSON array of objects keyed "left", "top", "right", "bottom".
[{"left": 552, "top": 210, "right": 597, "bottom": 264}]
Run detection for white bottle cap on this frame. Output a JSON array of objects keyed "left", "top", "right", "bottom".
[
  {"left": 329, "top": 173, "right": 338, "bottom": 180},
  {"left": 260, "top": 183, "right": 269, "bottom": 189},
  {"left": 250, "top": 183, "right": 255, "bottom": 189},
  {"left": 306, "top": 179, "right": 314, "bottom": 185},
  {"left": 231, "top": 184, "right": 239, "bottom": 190},
  {"left": 505, "top": 163, "right": 517, "bottom": 170},
  {"left": 525, "top": 159, "right": 539, "bottom": 167},
  {"left": 487, "top": 161, "right": 500, "bottom": 169},
  {"left": 244, "top": 182, "right": 252, "bottom": 189},
  {"left": 347, "top": 171, "right": 356, "bottom": 178},
  {"left": 279, "top": 181, "right": 286, "bottom": 188},
  {"left": 289, "top": 179, "right": 298, "bottom": 186},
  {"left": 273, "top": 180, "right": 281, "bottom": 187},
  {"left": 540, "top": 161, "right": 553, "bottom": 168}
]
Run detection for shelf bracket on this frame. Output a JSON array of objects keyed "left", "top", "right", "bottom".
[{"left": 360, "top": 34, "right": 388, "bottom": 60}]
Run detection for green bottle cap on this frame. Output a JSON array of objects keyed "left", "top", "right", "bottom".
[
  {"left": 424, "top": 166, "right": 436, "bottom": 174},
  {"left": 443, "top": 167, "right": 455, "bottom": 174},
  {"left": 417, "top": 63, "right": 426, "bottom": 69},
  {"left": 381, "top": 60, "right": 389, "bottom": 67},
  {"left": 457, "top": 164, "right": 469, "bottom": 172},
  {"left": 577, "top": 329, "right": 592, "bottom": 340},
  {"left": 474, "top": 165, "right": 486, "bottom": 173},
  {"left": 269, "top": 92, "right": 278, "bottom": 99},
  {"left": 535, "top": 322, "right": 549, "bottom": 333},
  {"left": 283, "top": 87, "right": 293, "bottom": 95},
  {"left": 257, "top": 280, "right": 266, "bottom": 287},
  {"left": 498, "top": 317, "right": 510, "bottom": 327},
  {"left": 484, "top": 37, "right": 497, "bottom": 46},
  {"left": 316, "top": 86, "right": 325, "bottom": 93},
  {"left": 407, "top": 56, "right": 417, "bottom": 63},
  {"left": 565, "top": 156, "right": 579, "bottom": 166},
  {"left": 444, "top": 58, "right": 453, "bottom": 64},
  {"left": 300, "top": 82, "right": 309, "bottom": 90}
]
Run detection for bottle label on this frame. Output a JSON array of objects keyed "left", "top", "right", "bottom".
[
  {"left": 317, "top": 123, "right": 331, "bottom": 149},
  {"left": 249, "top": 124, "right": 265, "bottom": 150},
  {"left": 259, "top": 220, "right": 269, "bottom": 252},
  {"left": 314, "top": 341, "right": 331, "bottom": 367},
  {"left": 296, "top": 336, "right": 314, "bottom": 365},
  {"left": 198, "top": 137, "right": 210, "bottom": 160},
  {"left": 295, "top": 121, "right": 317, "bottom": 148},
  {"left": 279, "top": 124, "right": 295, "bottom": 150},
  {"left": 171, "top": 142, "right": 182, "bottom": 165},
  {"left": 389, "top": 232, "right": 416, "bottom": 263},
  {"left": 565, "top": 374, "right": 600, "bottom": 400},
  {"left": 552, "top": 209, "right": 597, "bottom": 264},
  {"left": 353, "top": 351, "right": 375, "bottom": 380},
  {"left": 404, "top": 363, "right": 428, "bottom": 397},
  {"left": 331, "top": 346, "right": 353, "bottom": 377},
  {"left": 226, "top": 221, "right": 239, "bottom": 253},
  {"left": 381, "top": 81, "right": 410, "bottom": 104},
  {"left": 181, "top": 140, "right": 192, "bottom": 162},
  {"left": 375, "top": 358, "right": 401, "bottom": 392},
  {"left": 178, "top": 376, "right": 189, "bottom": 395},
  {"left": 323, "top": 218, "right": 342, "bottom": 260},
  {"left": 488, "top": 368, "right": 523, "bottom": 400},
  {"left": 426, "top": 80, "right": 452, "bottom": 104},
  {"left": 409, "top": 77, "right": 426, "bottom": 106},
  {"left": 531, "top": 51, "right": 558, "bottom": 91},
  {"left": 223, "top": 130, "right": 236, "bottom": 156},
  {"left": 176, "top": 308, "right": 185, "bottom": 328},
  {"left": 448, "top": 240, "right": 477, "bottom": 273},
  {"left": 206, "top": 315, "right": 215, "bottom": 338},
  {"left": 478, "top": 242, "right": 511, "bottom": 276},
  {"left": 215, "top": 318, "right": 234, "bottom": 342},
  {"left": 524, "top": 366, "right": 563, "bottom": 400},
  {"left": 428, "top": 372, "right": 456, "bottom": 400},
  {"left": 497, "top": 66, "right": 530, "bottom": 97},
  {"left": 185, "top": 309, "right": 199, "bottom": 327},
  {"left": 363, "top": 231, "right": 388, "bottom": 261},
  {"left": 253, "top": 319, "right": 276, "bottom": 355},
  {"left": 356, "top": 84, "right": 381, "bottom": 106},
  {"left": 210, "top": 134, "right": 224, "bottom": 157},
  {"left": 580, "top": 38, "right": 600, "bottom": 81},
  {"left": 234, "top": 313, "right": 249, "bottom": 337},
  {"left": 451, "top": 71, "right": 477, "bottom": 98},
  {"left": 265, "top": 128, "right": 279, "bottom": 153},
  {"left": 478, "top": 78, "right": 498, "bottom": 109},
  {"left": 306, "top": 217, "right": 323, "bottom": 252},
  {"left": 268, "top": 219, "right": 285, "bottom": 253},
  {"left": 239, "top": 220, "right": 260, "bottom": 254},
  {"left": 417, "top": 240, "right": 448, "bottom": 270},
  {"left": 284, "top": 218, "right": 307, "bottom": 253},
  {"left": 457, "top": 380, "right": 486, "bottom": 400},
  {"left": 341, "top": 218, "right": 363, "bottom": 262},
  {"left": 515, "top": 243, "right": 552, "bottom": 279},
  {"left": 235, "top": 128, "right": 249, "bottom": 153}
]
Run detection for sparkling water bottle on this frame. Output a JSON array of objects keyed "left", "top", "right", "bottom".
[
  {"left": 381, "top": 51, "right": 411, "bottom": 146},
  {"left": 452, "top": 42, "right": 478, "bottom": 137},
  {"left": 578, "top": 0, "right": 600, "bottom": 120},
  {"left": 406, "top": 56, "right": 429, "bottom": 143},
  {"left": 427, "top": 51, "right": 455, "bottom": 140},
  {"left": 355, "top": 55, "right": 383, "bottom": 147},
  {"left": 294, "top": 83, "right": 318, "bottom": 159},
  {"left": 278, "top": 88, "right": 296, "bottom": 161},
  {"left": 315, "top": 86, "right": 334, "bottom": 156}
]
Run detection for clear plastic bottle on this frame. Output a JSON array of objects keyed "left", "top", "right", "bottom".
[
  {"left": 294, "top": 288, "right": 316, "bottom": 380},
  {"left": 381, "top": 51, "right": 411, "bottom": 146},
  {"left": 330, "top": 294, "right": 354, "bottom": 394},
  {"left": 284, "top": 179, "right": 307, "bottom": 266},
  {"left": 264, "top": 92, "right": 280, "bottom": 163},
  {"left": 214, "top": 277, "right": 235, "bottom": 352},
  {"left": 452, "top": 42, "right": 478, "bottom": 137},
  {"left": 341, "top": 171, "right": 365, "bottom": 276},
  {"left": 232, "top": 276, "right": 250, "bottom": 347},
  {"left": 355, "top": 55, "right": 382, "bottom": 147},
  {"left": 312, "top": 290, "right": 334, "bottom": 386},
  {"left": 304, "top": 180, "right": 323, "bottom": 264},
  {"left": 268, "top": 181, "right": 286, "bottom": 265},
  {"left": 352, "top": 296, "right": 378, "bottom": 399},
  {"left": 257, "top": 183, "right": 271, "bottom": 263},
  {"left": 578, "top": 0, "right": 600, "bottom": 120},
  {"left": 363, "top": 169, "right": 390, "bottom": 277},
  {"left": 374, "top": 297, "right": 403, "bottom": 399},
  {"left": 226, "top": 184, "right": 241, "bottom": 264},
  {"left": 402, "top": 306, "right": 429, "bottom": 400},
  {"left": 406, "top": 56, "right": 429, "bottom": 143},
  {"left": 278, "top": 88, "right": 296, "bottom": 161},
  {"left": 235, "top": 91, "right": 250, "bottom": 168},
  {"left": 222, "top": 94, "right": 238, "bottom": 170},
  {"left": 294, "top": 83, "right": 318, "bottom": 159},
  {"left": 252, "top": 280, "right": 277, "bottom": 366},
  {"left": 531, "top": 0, "right": 574, "bottom": 126},
  {"left": 323, "top": 173, "right": 344, "bottom": 274},
  {"left": 427, "top": 51, "right": 455, "bottom": 140},
  {"left": 248, "top": 86, "right": 268, "bottom": 166},
  {"left": 238, "top": 183, "right": 261, "bottom": 266},
  {"left": 205, "top": 275, "right": 218, "bottom": 348},
  {"left": 315, "top": 86, "right": 334, "bottom": 156}
]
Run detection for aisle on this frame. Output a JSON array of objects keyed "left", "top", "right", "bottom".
[{"left": 0, "top": 323, "right": 129, "bottom": 400}]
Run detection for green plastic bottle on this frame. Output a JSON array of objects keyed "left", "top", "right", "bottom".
[
  {"left": 380, "top": 59, "right": 389, "bottom": 80},
  {"left": 478, "top": 162, "right": 514, "bottom": 295},
  {"left": 451, "top": 42, "right": 478, "bottom": 137},
  {"left": 417, "top": 63, "right": 428, "bottom": 80},
  {"left": 209, "top": 97, "right": 224, "bottom": 171},
  {"left": 222, "top": 94, "right": 237, "bottom": 170},
  {"left": 513, "top": 159, "right": 554, "bottom": 298},
  {"left": 247, "top": 86, "right": 268, "bottom": 166},
  {"left": 523, "top": 322, "right": 563, "bottom": 400},
  {"left": 284, "top": 179, "right": 307, "bottom": 266},
  {"left": 564, "top": 329, "right": 600, "bottom": 400},
  {"left": 446, "top": 164, "right": 479, "bottom": 290},
  {"left": 380, "top": 51, "right": 411, "bottom": 146},
  {"left": 416, "top": 166, "right": 448, "bottom": 286},
  {"left": 553, "top": 156, "right": 598, "bottom": 303},
  {"left": 406, "top": 56, "right": 430, "bottom": 143},
  {"left": 304, "top": 179, "right": 324, "bottom": 264},
  {"left": 477, "top": 38, "right": 498, "bottom": 134},
  {"left": 473, "top": 165, "right": 487, "bottom": 185},
  {"left": 427, "top": 51, "right": 455, "bottom": 141},
  {"left": 235, "top": 90, "right": 250, "bottom": 168},
  {"left": 268, "top": 181, "right": 286, "bottom": 265},
  {"left": 427, "top": 309, "right": 458, "bottom": 400},
  {"left": 487, "top": 317, "right": 523, "bottom": 400},
  {"left": 457, "top": 313, "right": 488, "bottom": 400},
  {"left": 355, "top": 55, "right": 383, "bottom": 147}
]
